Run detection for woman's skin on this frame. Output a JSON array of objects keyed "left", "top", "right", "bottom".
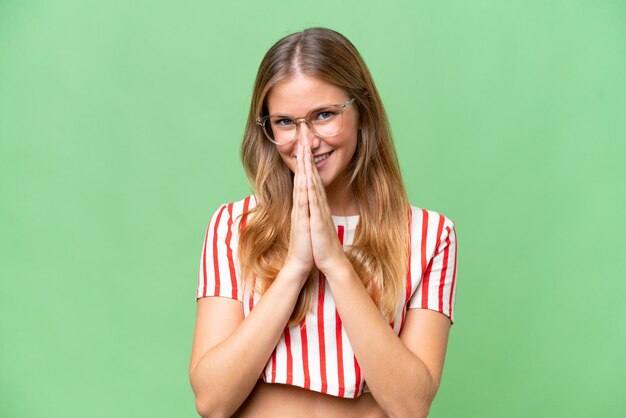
[
  {"left": 267, "top": 74, "right": 360, "bottom": 216},
  {"left": 234, "top": 380, "right": 386, "bottom": 418},
  {"left": 190, "top": 74, "right": 452, "bottom": 418}
]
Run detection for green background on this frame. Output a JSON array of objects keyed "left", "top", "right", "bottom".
[{"left": 1, "top": 0, "right": 625, "bottom": 416}]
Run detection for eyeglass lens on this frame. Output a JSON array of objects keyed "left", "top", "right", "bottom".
[{"left": 264, "top": 106, "right": 344, "bottom": 144}]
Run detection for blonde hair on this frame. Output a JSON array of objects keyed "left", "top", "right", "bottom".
[{"left": 239, "top": 27, "right": 409, "bottom": 325}]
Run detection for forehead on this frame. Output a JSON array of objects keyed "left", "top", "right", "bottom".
[{"left": 266, "top": 74, "right": 348, "bottom": 115}]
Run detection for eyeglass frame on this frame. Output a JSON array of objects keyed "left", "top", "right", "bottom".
[{"left": 255, "top": 98, "right": 356, "bottom": 145}]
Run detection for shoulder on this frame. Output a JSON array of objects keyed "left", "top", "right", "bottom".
[
  {"left": 209, "top": 195, "right": 258, "bottom": 221},
  {"left": 409, "top": 205, "right": 456, "bottom": 227},
  {"left": 408, "top": 205, "right": 457, "bottom": 242}
]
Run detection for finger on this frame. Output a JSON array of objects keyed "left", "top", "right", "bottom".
[
  {"left": 307, "top": 149, "right": 333, "bottom": 219},
  {"left": 292, "top": 146, "right": 302, "bottom": 223},
  {"left": 304, "top": 148, "right": 324, "bottom": 230},
  {"left": 305, "top": 149, "right": 323, "bottom": 195},
  {"left": 305, "top": 148, "right": 334, "bottom": 235},
  {"left": 292, "top": 147, "right": 299, "bottom": 198},
  {"left": 292, "top": 147, "right": 300, "bottom": 205},
  {"left": 304, "top": 147, "right": 319, "bottom": 209},
  {"left": 297, "top": 145, "right": 309, "bottom": 214},
  {"left": 299, "top": 144, "right": 306, "bottom": 180}
]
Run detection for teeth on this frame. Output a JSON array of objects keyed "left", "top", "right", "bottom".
[{"left": 314, "top": 152, "right": 332, "bottom": 163}]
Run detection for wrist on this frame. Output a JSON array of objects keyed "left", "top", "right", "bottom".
[
  {"left": 320, "top": 255, "right": 354, "bottom": 283},
  {"left": 279, "top": 260, "right": 312, "bottom": 285}
]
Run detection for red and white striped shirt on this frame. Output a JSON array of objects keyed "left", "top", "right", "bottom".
[{"left": 196, "top": 195, "right": 458, "bottom": 398}]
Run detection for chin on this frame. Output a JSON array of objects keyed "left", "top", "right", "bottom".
[{"left": 319, "top": 173, "right": 337, "bottom": 189}]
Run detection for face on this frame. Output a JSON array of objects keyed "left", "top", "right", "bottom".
[{"left": 266, "top": 73, "right": 359, "bottom": 194}]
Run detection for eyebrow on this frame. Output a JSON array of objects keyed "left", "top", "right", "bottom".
[{"left": 269, "top": 103, "right": 338, "bottom": 117}]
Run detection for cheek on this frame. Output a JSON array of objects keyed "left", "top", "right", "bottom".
[
  {"left": 277, "top": 145, "right": 296, "bottom": 172},
  {"left": 339, "top": 130, "right": 359, "bottom": 157}
]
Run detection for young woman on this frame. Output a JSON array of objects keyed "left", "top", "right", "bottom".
[{"left": 189, "top": 27, "right": 458, "bottom": 418}]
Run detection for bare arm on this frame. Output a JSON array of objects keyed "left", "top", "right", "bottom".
[
  {"left": 303, "top": 146, "right": 454, "bottom": 418},
  {"left": 189, "top": 269, "right": 305, "bottom": 418},
  {"left": 190, "top": 145, "right": 314, "bottom": 418},
  {"left": 325, "top": 264, "right": 451, "bottom": 418}
]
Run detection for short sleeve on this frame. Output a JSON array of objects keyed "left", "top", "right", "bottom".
[
  {"left": 196, "top": 203, "right": 243, "bottom": 302},
  {"left": 408, "top": 215, "right": 458, "bottom": 324}
]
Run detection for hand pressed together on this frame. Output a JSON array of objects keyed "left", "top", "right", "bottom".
[
  {"left": 283, "top": 145, "right": 315, "bottom": 280},
  {"left": 303, "top": 146, "right": 348, "bottom": 275},
  {"left": 284, "top": 145, "right": 348, "bottom": 281}
]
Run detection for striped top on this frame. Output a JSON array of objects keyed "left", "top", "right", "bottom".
[{"left": 196, "top": 195, "right": 458, "bottom": 398}]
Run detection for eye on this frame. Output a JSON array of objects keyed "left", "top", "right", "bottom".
[
  {"left": 272, "top": 118, "right": 294, "bottom": 127},
  {"left": 315, "top": 110, "right": 337, "bottom": 121}
]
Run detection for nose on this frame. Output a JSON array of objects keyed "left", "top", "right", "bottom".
[{"left": 294, "top": 120, "right": 320, "bottom": 149}]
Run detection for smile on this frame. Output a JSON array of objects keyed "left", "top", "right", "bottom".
[{"left": 314, "top": 151, "right": 333, "bottom": 164}]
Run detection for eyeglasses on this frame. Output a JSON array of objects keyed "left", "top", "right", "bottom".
[{"left": 255, "top": 98, "right": 355, "bottom": 145}]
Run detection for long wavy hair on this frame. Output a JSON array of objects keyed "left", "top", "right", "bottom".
[{"left": 239, "top": 27, "right": 409, "bottom": 326}]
